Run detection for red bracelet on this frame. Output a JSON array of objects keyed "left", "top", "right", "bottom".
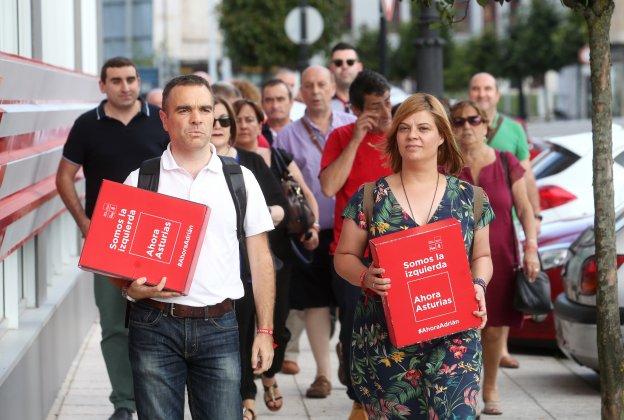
[
  {"left": 359, "top": 269, "right": 368, "bottom": 289},
  {"left": 256, "top": 328, "right": 274, "bottom": 336}
]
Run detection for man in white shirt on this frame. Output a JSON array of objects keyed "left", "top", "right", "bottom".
[{"left": 117, "top": 75, "right": 276, "bottom": 420}]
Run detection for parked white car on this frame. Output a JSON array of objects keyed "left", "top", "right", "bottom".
[
  {"left": 554, "top": 205, "right": 624, "bottom": 371},
  {"left": 532, "top": 124, "right": 624, "bottom": 224}
]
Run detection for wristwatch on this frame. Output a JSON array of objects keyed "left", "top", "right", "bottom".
[{"left": 121, "top": 286, "right": 137, "bottom": 303}]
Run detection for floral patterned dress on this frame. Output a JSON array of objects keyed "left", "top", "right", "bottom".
[{"left": 343, "top": 175, "right": 495, "bottom": 420}]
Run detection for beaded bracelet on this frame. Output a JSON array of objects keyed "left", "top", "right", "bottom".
[
  {"left": 472, "top": 278, "right": 487, "bottom": 291},
  {"left": 256, "top": 328, "right": 274, "bottom": 336}
]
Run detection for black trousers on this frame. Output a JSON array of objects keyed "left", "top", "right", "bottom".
[{"left": 235, "top": 263, "right": 292, "bottom": 400}]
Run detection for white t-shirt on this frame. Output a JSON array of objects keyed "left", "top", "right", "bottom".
[{"left": 124, "top": 143, "right": 274, "bottom": 306}]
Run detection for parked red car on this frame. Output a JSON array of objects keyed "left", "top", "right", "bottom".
[{"left": 509, "top": 215, "right": 594, "bottom": 345}]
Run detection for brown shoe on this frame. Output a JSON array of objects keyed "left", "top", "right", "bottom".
[
  {"left": 306, "top": 375, "right": 332, "bottom": 398},
  {"left": 348, "top": 402, "right": 368, "bottom": 420},
  {"left": 281, "top": 360, "right": 300, "bottom": 374},
  {"left": 336, "top": 342, "right": 348, "bottom": 386}
]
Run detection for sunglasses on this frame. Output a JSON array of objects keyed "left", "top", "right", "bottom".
[
  {"left": 213, "top": 116, "right": 231, "bottom": 128},
  {"left": 452, "top": 115, "right": 483, "bottom": 128},
  {"left": 332, "top": 59, "right": 357, "bottom": 67}
]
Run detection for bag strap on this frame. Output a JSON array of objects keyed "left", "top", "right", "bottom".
[
  {"left": 272, "top": 147, "right": 289, "bottom": 179},
  {"left": 219, "top": 155, "right": 251, "bottom": 281},
  {"left": 138, "top": 157, "right": 161, "bottom": 191},
  {"left": 486, "top": 114, "right": 503, "bottom": 145},
  {"left": 301, "top": 118, "right": 325, "bottom": 154},
  {"left": 473, "top": 185, "right": 484, "bottom": 227},
  {"left": 499, "top": 150, "right": 512, "bottom": 189},
  {"left": 363, "top": 182, "right": 375, "bottom": 235},
  {"left": 219, "top": 156, "right": 247, "bottom": 242}
]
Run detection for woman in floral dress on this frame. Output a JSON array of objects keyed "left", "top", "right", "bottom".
[{"left": 334, "top": 93, "right": 495, "bottom": 419}]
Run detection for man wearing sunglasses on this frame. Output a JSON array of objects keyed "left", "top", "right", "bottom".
[{"left": 329, "top": 42, "right": 363, "bottom": 114}]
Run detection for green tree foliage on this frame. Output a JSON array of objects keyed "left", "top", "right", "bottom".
[{"left": 218, "top": 0, "right": 346, "bottom": 72}]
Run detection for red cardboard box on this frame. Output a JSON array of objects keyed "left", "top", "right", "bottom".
[
  {"left": 79, "top": 180, "right": 210, "bottom": 294},
  {"left": 369, "top": 218, "right": 480, "bottom": 347}
]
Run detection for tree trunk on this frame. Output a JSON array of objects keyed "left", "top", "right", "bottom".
[{"left": 584, "top": 2, "right": 623, "bottom": 419}]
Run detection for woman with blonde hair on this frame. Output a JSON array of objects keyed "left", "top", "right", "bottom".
[
  {"left": 334, "top": 93, "right": 494, "bottom": 419},
  {"left": 450, "top": 100, "right": 539, "bottom": 416}
]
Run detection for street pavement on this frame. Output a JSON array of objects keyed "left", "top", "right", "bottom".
[{"left": 46, "top": 322, "right": 600, "bottom": 419}]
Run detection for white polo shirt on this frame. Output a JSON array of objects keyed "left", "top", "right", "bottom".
[{"left": 124, "top": 143, "right": 274, "bottom": 306}]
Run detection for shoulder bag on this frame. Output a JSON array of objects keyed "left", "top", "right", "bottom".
[{"left": 499, "top": 152, "right": 553, "bottom": 315}]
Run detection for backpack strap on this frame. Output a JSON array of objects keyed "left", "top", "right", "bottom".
[
  {"left": 138, "top": 157, "right": 161, "bottom": 191},
  {"left": 473, "top": 185, "right": 484, "bottom": 227},
  {"left": 362, "top": 182, "right": 375, "bottom": 234},
  {"left": 219, "top": 155, "right": 250, "bottom": 282}
]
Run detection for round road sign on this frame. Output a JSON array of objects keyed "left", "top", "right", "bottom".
[{"left": 284, "top": 6, "right": 324, "bottom": 45}]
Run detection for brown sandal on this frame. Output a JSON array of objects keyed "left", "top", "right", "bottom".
[
  {"left": 263, "top": 382, "right": 283, "bottom": 411},
  {"left": 242, "top": 407, "right": 256, "bottom": 420}
]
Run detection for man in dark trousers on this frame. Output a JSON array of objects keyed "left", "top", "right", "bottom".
[{"left": 56, "top": 57, "right": 169, "bottom": 420}]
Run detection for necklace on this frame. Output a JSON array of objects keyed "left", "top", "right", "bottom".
[{"left": 400, "top": 171, "right": 440, "bottom": 225}]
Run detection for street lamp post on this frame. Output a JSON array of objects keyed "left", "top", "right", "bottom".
[
  {"left": 378, "top": 1, "right": 388, "bottom": 77},
  {"left": 414, "top": 5, "right": 445, "bottom": 97},
  {"left": 297, "top": 0, "right": 309, "bottom": 72}
]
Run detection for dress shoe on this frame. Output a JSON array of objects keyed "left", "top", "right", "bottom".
[
  {"left": 348, "top": 402, "right": 369, "bottom": 420},
  {"left": 306, "top": 375, "right": 331, "bottom": 398},
  {"left": 281, "top": 360, "right": 300, "bottom": 374}
]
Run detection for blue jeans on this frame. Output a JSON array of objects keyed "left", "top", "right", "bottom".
[{"left": 128, "top": 301, "right": 242, "bottom": 420}]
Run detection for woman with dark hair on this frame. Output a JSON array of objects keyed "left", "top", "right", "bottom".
[
  {"left": 222, "top": 98, "right": 319, "bottom": 417},
  {"left": 334, "top": 93, "right": 495, "bottom": 419},
  {"left": 211, "top": 96, "right": 285, "bottom": 419},
  {"left": 450, "top": 100, "right": 539, "bottom": 416}
]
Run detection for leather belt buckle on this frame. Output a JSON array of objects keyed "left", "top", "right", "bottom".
[{"left": 169, "top": 304, "right": 181, "bottom": 318}]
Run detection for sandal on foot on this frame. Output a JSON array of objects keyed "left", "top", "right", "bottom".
[
  {"left": 499, "top": 355, "right": 519, "bottom": 369},
  {"left": 263, "top": 383, "right": 283, "bottom": 412},
  {"left": 242, "top": 407, "right": 256, "bottom": 420},
  {"left": 482, "top": 401, "right": 503, "bottom": 415}
]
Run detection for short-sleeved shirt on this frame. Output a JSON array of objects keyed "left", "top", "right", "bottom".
[
  {"left": 343, "top": 175, "right": 495, "bottom": 258},
  {"left": 320, "top": 123, "right": 392, "bottom": 254},
  {"left": 488, "top": 114, "right": 529, "bottom": 161},
  {"left": 62, "top": 100, "right": 169, "bottom": 218},
  {"left": 124, "top": 144, "right": 274, "bottom": 307},
  {"left": 275, "top": 111, "right": 356, "bottom": 230}
]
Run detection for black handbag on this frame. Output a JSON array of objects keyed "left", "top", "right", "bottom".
[
  {"left": 499, "top": 151, "right": 553, "bottom": 316},
  {"left": 272, "top": 148, "right": 315, "bottom": 237},
  {"left": 512, "top": 267, "right": 553, "bottom": 315}
]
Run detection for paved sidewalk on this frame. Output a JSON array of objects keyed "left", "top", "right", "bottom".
[{"left": 47, "top": 323, "right": 600, "bottom": 419}]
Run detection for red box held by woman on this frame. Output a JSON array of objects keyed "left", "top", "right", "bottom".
[
  {"left": 369, "top": 218, "right": 480, "bottom": 347},
  {"left": 79, "top": 180, "right": 210, "bottom": 294}
]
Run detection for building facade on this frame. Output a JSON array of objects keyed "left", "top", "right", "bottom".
[{"left": 0, "top": 1, "right": 101, "bottom": 418}]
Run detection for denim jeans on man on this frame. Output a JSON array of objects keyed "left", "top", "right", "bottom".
[{"left": 128, "top": 300, "right": 242, "bottom": 420}]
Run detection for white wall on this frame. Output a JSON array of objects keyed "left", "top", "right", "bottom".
[
  {"left": 41, "top": 0, "right": 75, "bottom": 68},
  {"left": 81, "top": 0, "right": 98, "bottom": 74}
]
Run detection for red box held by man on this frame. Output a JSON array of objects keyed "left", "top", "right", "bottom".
[
  {"left": 369, "top": 218, "right": 480, "bottom": 347},
  {"left": 79, "top": 180, "right": 210, "bottom": 294}
]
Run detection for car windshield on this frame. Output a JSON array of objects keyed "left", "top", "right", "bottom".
[{"left": 532, "top": 145, "right": 580, "bottom": 179}]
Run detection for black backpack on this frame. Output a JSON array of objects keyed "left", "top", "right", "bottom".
[{"left": 137, "top": 155, "right": 251, "bottom": 282}]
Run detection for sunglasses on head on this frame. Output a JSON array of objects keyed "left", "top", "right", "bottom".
[
  {"left": 213, "top": 116, "right": 231, "bottom": 127},
  {"left": 332, "top": 59, "right": 357, "bottom": 67},
  {"left": 452, "top": 115, "right": 483, "bottom": 128}
]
